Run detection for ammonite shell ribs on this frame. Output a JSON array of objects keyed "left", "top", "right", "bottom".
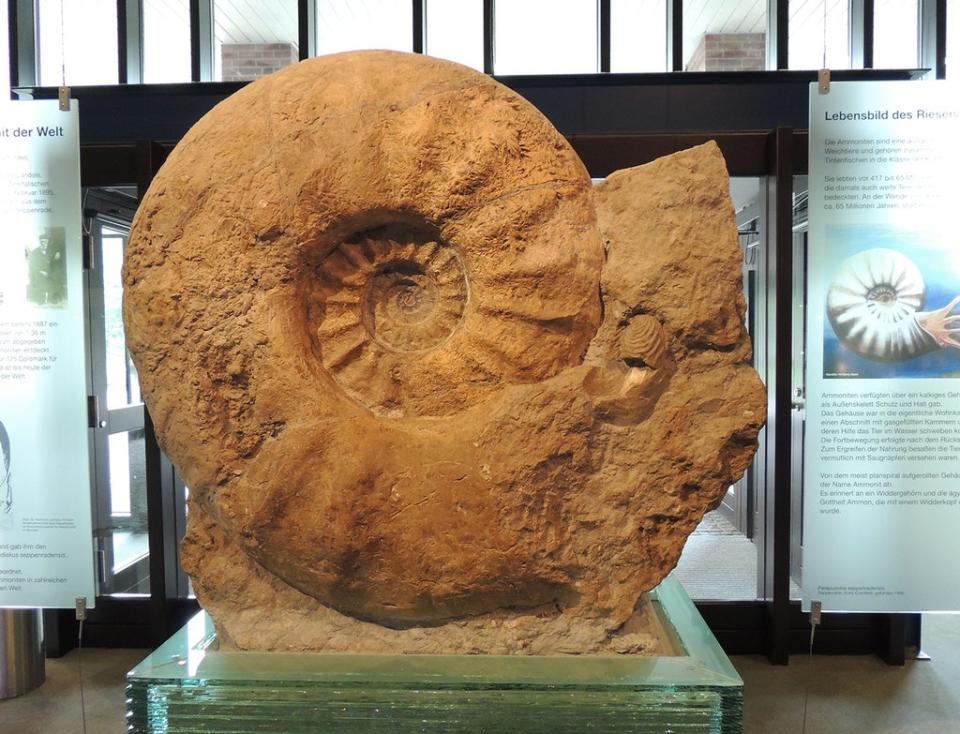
[
  {"left": 827, "top": 248, "right": 937, "bottom": 362},
  {"left": 123, "top": 51, "right": 766, "bottom": 654},
  {"left": 619, "top": 315, "right": 669, "bottom": 368}
]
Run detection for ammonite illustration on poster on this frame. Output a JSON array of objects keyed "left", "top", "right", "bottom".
[{"left": 823, "top": 225, "right": 960, "bottom": 379}]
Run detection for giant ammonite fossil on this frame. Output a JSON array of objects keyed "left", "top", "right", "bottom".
[
  {"left": 123, "top": 51, "right": 766, "bottom": 653},
  {"left": 827, "top": 248, "right": 938, "bottom": 362}
]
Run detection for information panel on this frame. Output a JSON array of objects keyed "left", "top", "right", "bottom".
[
  {"left": 803, "top": 81, "right": 960, "bottom": 612},
  {"left": 0, "top": 100, "right": 96, "bottom": 608}
]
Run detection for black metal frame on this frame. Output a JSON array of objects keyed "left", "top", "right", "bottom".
[
  {"left": 920, "top": 0, "right": 948, "bottom": 79},
  {"left": 667, "top": 0, "right": 683, "bottom": 71},
  {"left": 189, "top": 0, "right": 213, "bottom": 82},
  {"left": 9, "top": 0, "right": 945, "bottom": 664},
  {"left": 412, "top": 0, "right": 424, "bottom": 54},
  {"left": 768, "top": 0, "right": 789, "bottom": 69},
  {"left": 298, "top": 0, "right": 316, "bottom": 61},
  {"left": 764, "top": 127, "right": 794, "bottom": 664},
  {"left": 8, "top": 0, "right": 35, "bottom": 88},
  {"left": 483, "top": 0, "right": 494, "bottom": 75},
  {"left": 117, "top": 0, "right": 142, "bottom": 83},
  {"left": 598, "top": 0, "right": 610, "bottom": 73},
  {"left": 850, "top": 0, "right": 875, "bottom": 69}
]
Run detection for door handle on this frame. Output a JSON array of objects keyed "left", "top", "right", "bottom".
[
  {"left": 87, "top": 395, "right": 107, "bottom": 428},
  {"left": 791, "top": 386, "right": 805, "bottom": 410}
]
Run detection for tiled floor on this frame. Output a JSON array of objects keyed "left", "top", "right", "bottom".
[
  {"left": 1, "top": 617, "right": 959, "bottom": 733},
  {"left": 0, "top": 647, "right": 147, "bottom": 734},
  {"left": 736, "top": 614, "right": 960, "bottom": 733}
]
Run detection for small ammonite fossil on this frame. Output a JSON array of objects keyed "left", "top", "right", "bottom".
[
  {"left": 619, "top": 314, "right": 670, "bottom": 369},
  {"left": 584, "top": 314, "right": 676, "bottom": 424}
]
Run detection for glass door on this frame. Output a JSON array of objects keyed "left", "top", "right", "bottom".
[
  {"left": 790, "top": 176, "right": 809, "bottom": 596},
  {"left": 84, "top": 188, "right": 149, "bottom": 596},
  {"left": 672, "top": 175, "right": 767, "bottom": 601}
]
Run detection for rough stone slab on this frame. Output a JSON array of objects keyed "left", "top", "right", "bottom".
[{"left": 123, "top": 51, "right": 765, "bottom": 653}]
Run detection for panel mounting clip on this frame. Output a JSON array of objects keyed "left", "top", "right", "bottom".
[{"left": 818, "top": 69, "right": 831, "bottom": 95}]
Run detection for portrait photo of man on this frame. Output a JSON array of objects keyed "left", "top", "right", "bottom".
[
  {"left": 25, "top": 227, "right": 67, "bottom": 307},
  {"left": 0, "top": 420, "right": 12, "bottom": 528}
]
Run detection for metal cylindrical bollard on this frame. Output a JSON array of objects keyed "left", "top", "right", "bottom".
[{"left": 0, "top": 609, "right": 45, "bottom": 699}]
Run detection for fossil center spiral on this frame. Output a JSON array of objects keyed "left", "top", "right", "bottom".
[
  {"left": 310, "top": 221, "right": 470, "bottom": 415},
  {"left": 355, "top": 241, "right": 466, "bottom": 352},
  {"left": 867, "top": 284, "right": 897, "bottom": 304},
  {"left": 364, "top": 265, "right": 446, "bottom": 349}
]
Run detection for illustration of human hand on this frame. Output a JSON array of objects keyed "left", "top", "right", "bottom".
[
  {"left": 918, "top": 295, "right": 960, "bottom": 350},
  {"left": 1, "top": 474, "right": 11, "bottom": 514}
]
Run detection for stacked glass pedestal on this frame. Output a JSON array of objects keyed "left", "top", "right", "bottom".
[{"left": 127, "top": 576, "right": 742, "bottom": 733}]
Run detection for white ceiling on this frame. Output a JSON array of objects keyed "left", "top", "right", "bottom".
[
  {"left": 212, "top": 0, "right": 298, "bottom": 45},
  {"left": 788, "top": 0, "right": 851, "bottom": 68},
  {"left": 683, "top": 0, "right": 767, "bottom": 58}
]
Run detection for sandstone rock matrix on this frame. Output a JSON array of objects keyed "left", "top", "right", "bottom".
[{"left": 123, "top": 51, "right": 766, "bottom": 654}]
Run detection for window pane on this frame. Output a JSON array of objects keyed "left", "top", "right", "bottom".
[
  {"left": 104, "top": 429, "right": 149, "bottom": 596},
  {"left": 114, "top": 429, "right": 145, "bottom": 523},
  {"left": 215, "top": 0, "right": 299, "bottom": 82},
  {"left": 143, "top": 0, "right": 191, "bottom": 83},
  {"left": 789, "top": 0, "right": 851, "bottom": 70},
  {"left": 947, "top": 0, "right": 959, "bottom": 78},
  {"left": 611, "top": 0, "right": 668, "bottom": 72},
  {"left": 425, "top": 0, "right": 484, "bottom": 71},
  {"left": 316, "top": 0, "right": 413, "bottom": 55},
  {"left": 37, "top": 0, "right": 118, "bottom": 86},
  {"left": 110, "top": 529, "right": 149, "bottom": 593},
  {"left": 494, "top": 0, "right": 598, "bottom": 75},
  {"left": 873, "top": 0, "right": 918, "bottom": 69},
  {"left": 1, "top": 2, "right": 9, "bottom": 94},
  {"left": 684, "top": 0, "right": 767, "bottom": 71},
  {"left": 102, "top": 228, "right": 141, "bottom": 409}
]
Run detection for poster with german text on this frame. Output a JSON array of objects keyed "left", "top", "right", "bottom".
[
  {"left": 804, "top": 81, "right": 960, "bottom": 612},
  {"left": 0, "top": 100, "right": 96, "bottom": 608}
]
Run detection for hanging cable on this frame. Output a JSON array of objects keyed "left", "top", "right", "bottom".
[
  {"left": 76, "top": 597, "right": 88, "bottom": 734},
  {"left": 81, "top": 189, "right": 92, "bottom": 235},
  {"left": 59, "top": 0, "right": 66, "bottom": 87},
  {"left": 822, "top": 0, "right": 828, "bottom": 70}
]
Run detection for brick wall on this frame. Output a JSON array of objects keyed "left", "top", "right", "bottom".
[
  {"left": 221, "top": 43, "right": 299, "bottom": 82},
  {"left": 686, "top": 33, "right": 765, "bottom": 72}
]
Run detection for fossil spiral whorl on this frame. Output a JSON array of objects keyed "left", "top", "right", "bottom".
[
  {"left": 827, "top": 248, "right": 937, "bottom": 362},
  {"left": 313, "top": 233, "right": 469, "bottom": 416},
  {"left": 123, "top": 51, "right": 604, "bottom": 625}
]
